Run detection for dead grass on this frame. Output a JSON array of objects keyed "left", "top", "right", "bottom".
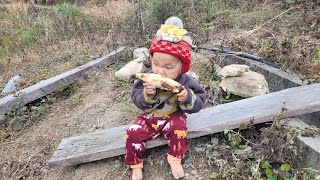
[
  {"left": 81, "top": 0, "right": 132, "bottom": 20},
  {"left": 205, "top": 1, "right": 320, "bottom": 81}
]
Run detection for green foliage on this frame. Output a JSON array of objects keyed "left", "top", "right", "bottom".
[
  {"left": 71, "top": 93, "right": 83, "bottom": 104},
  {"left": 261, "top": 160, "right": 276, "bottom": 179},
  {"left": 260, "top": 161, "right": 294, "bottom": 180},
  {"left": 53, "top": 2, "right": 81, "bottom": 19},
  {"left": 57, "top": 83, "right": 78, "bottom": 95},
  {"left": 0, "top": 2, "right": 111, "bottom": 61},
  {"left": 19, "top": 29, "right": 39, "bottom": 45},
  {"left": 224, "top": 129, "right": 242, "bottom": 148},
  {"left": 209, "top": 172, "right": 217, "bottom": 179},
  {"left": 113, "top": 63, "right": 125, "bottom": 71},
  {"left": 123, "top": 0, "right": 236, "bottom": 46},
  {"left": 281, "top": 163, "right": 291, "bottom": 172},
  {"left": 80, "top": 46, "right": 90, "bottom": 58},
  {"left": 312, "top": 48, "right": 320, "bottom": 65},
  {"left": 200, "top": 0, "right": 232, "bottom": 22},
  {"left": 200, "top": 62, "right": 221, "bottom": 84},
  {"left": 145, "top": 0, "right": 190, "bottom": 26},
  {"left": 1, "top": 98, "right": 49, "bottom": 131},
  {"left": 121, "top": 93, "right": 131, "bottom": 105},
  {"left": 239, "top": 123, "right": 248, "bottom": 130},
  {"left": 224, "top": 91, "right": 231, "bottom": 100},
  {"left": 205, "top": 125, "right": 315, "bottom": 180}
]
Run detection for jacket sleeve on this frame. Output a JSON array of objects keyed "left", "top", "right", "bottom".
[
  {"left": 131, "top": 80, "right": 157, "bottom": 110},
  {"left": 179, "top": 76, "right": 207, "bottom": 114}
]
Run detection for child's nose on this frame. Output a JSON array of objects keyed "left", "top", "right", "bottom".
[{"left": 155, "top": 67, "right": 167, "bottom": 76}]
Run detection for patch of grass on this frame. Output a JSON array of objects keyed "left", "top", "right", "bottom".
[
  {"left": 0, "top": 2, "right": 111, "bottom": 62},
  {"left": 121, "top": 93, "right": 131, "bottom": 105},
  {"left": 121, "top": 0, "right": 235, "bottom": 46},
  {"left": 113, "top": 62, "right": 125, "bottom": 71},
  {"left": 0, "top": 98, "right": 49, "bottom": 134},
  {"left": 57, "top": 83, "right": 78, "bottom": 95},
  {"left": 200, "top": 0, "right": 232, "bottom": 22},
  {"left": 312, "top": 48, "right": 320, "bottom": 65},
  {"left": 53, "top": 2, "right": 81, "bottom": 18},
  {"left": 70, "top": 93, "right": 83, "bottom": 104},
  {"left": 19, "top": 29, "right": 39, "bottom": 45}
]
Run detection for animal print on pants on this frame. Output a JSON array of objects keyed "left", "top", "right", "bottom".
[{"left": 125, "top": 113, "right": 188, "bottom": 165}]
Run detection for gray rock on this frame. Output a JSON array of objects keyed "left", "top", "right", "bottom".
[
  {"left": 214, "top": 64, "right": 222, "bottom": 77},
  {"left": 297, "top": 134, "right": 320, "bottom": 170},
  {"left": 1, "top": 75, "right": 21, "bottom": 96},
  {"left": 220, "top": 64, "right": 249, "bottom": 78},
  {"left": 220, "top": 70, "right": 269, "bottom": 97},
  {"left": 211, "top": 137, "right": 219, "bottom": 146},
  {"left": 283, "top": 118, "right": 320, "bottom": 170},
  {"left": 280, "top": 118, "right": 309, "bottom": 129},
  {"left": 115, "top": 56, "right": 147, "bottom": 81},
  {"left": 133, "top": 47, "right": 149, "bottom": 59}
]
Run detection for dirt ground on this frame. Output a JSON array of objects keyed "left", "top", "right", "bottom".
[{"left": 0, "top": 65, "right": 216, "bottom": 180}]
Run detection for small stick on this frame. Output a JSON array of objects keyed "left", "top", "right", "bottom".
[{"left": 236, "top": 7, "right": 297, "bottom": 39}]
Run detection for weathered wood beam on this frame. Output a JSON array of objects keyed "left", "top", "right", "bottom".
[
  {"left": 0, "top": 47, "right": 127, "bottom": 115},
  {"left": 48, "top": 83, "right": 320, "bottom": 167}
]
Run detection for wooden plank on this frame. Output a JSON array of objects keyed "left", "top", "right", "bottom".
[
  {"left": 0, "top": 47, "right": 127, "bottom": 115},
  {"left": 48, "top": 83, "right": 320, "bottom": 167}
]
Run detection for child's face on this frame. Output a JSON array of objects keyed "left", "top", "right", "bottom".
[{"left": 151, "top": 52, "right": 182, "bottom": 80}]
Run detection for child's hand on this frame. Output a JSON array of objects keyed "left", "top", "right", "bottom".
[
  {"left": 177, "top": 86, "right": 188, "bottom": 103},
  {"left": 143, "top": 83, "right": 156, "bottom": 98}
]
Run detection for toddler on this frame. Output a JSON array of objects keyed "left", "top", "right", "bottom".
[{"left": 125, "top": 17, "right": 206, "bottom": 180}]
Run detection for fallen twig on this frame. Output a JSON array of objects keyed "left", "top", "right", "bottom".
[{"left": 236, "top": 7, "right": 297, "bottom": 39}]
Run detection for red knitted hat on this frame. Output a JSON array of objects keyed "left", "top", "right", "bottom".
[{"left": 149, "top": 24, "right": 192, "bottom": 74}]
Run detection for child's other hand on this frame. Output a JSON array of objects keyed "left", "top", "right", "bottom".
[
  {"left": 143, "top": 83, "right": 156, "bottom": 98},
  {"left": 177, "top": 86, "right": 188, "bottom": 103}
]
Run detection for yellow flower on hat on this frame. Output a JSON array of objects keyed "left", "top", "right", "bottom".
[{"left": 156, "top": 24, "right": 187, "bottom": 43}]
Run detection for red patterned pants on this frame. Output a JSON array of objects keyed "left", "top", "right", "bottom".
[{"left": 125, "top": 113, "right": 188, "bottom": 165}]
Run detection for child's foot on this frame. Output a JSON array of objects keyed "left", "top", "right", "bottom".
[
  {"left": 131, "top": 168, "right": 143, "bottom": 180},
  {"left": 169, "top": 163, "right": 184, "bottom": 179}
]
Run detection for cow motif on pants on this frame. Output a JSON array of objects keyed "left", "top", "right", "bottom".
[{"left": 125, "top": 113, "right": 188, "bottom": 165}]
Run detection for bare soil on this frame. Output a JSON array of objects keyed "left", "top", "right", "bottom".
[{"left": 0, "top": 65, "right": 216, "bottom": 180}]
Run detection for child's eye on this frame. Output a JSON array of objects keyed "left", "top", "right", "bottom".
[{"left": 166, "top": 66, "right": 173, "bottom": 69}]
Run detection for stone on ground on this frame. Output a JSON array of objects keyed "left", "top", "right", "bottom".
[
  {"left": 220, "top": 70, "right": 269, "bottom": 97},
  {"left": 281, "top": 118, "right": 320, "bottom": 170},
  {"left": 220, "top": 64, "right": 249, "bottom": 78},
  {"left": 133, "top": 47, "right": 149, "bottom": 59},
  {"left": 115, "top": 56, "right": 147, "bottom": 81}
]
